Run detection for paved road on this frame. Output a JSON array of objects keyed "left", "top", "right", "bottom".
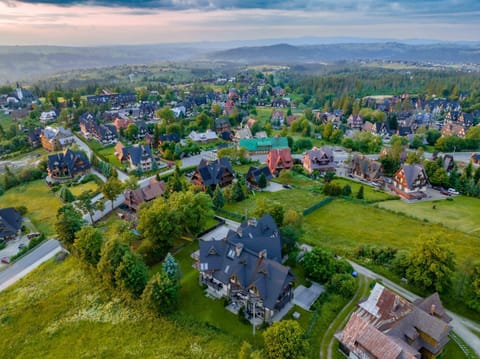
[
  {"left": 0, "top": 239, "right": 63, "bottom": 292},
  {"left": 349, "top": 260, "right": 480, "bottom": 357}
]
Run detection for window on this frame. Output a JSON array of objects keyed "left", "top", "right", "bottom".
[
  {"left": 227, "top": 249, "right": 235, "bottom": 259},
  {"left": 200, "top": 263, "right": 208, "bottom": 270}
]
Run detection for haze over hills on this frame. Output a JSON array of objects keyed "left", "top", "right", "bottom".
[
  {"left": 1, "top": 39, "right": 480, "bottom": 83},
  {"left": 209, "top": 42, "right": 480, "bottom": 65}
]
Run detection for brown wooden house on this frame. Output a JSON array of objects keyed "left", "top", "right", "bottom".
[
  {"left": 266, "top": 148, "right": 293, "bottom": 176},
  {"left": 191, "top": 158, "right": 234, "bottom": 191},
  {"left": 302, "top": 146, "right": 335, "bottom": 174},
  {"left": 392, "top": 164, "right": 429, "bottom": 199},
  {"left": 124, "top": 179, "right": 166, "bottom": 211},
  {"left": 335, "top": 283, "right": 451, "bottom": 359}
]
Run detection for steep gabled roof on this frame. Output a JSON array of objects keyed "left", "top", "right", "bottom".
[
  {"left": 397, "top": 164, "right": 427, "bottom": 189},
  {"left": 196, "top": 158, "right": 234, "bottom": 187},
  {"left": 0, "top": 207, "right": 22, "bottom": 239},
  {"left": 246, "top": 166, "right": 273, "bottom": 184}
]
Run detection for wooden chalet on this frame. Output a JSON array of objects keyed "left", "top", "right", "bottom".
[
  {"left": 124, "top": 179, "right": 166, "bottom": 211},
  {"left": 191, "top": 158, "right": 234, "bottom": 191},
  {"left": 392, "top": 164, "right": 429, "bottom": 199},
  {"left": 266, "top": 148, "right": 293, "bottom": 176},
  {"left": 336, "top": 283, "right": 452, "bottom": 359},
  {"left": 302, "top": 147, "right": 335, "bottom": 174}
]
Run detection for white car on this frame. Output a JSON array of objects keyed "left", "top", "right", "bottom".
[{"left": 447, "top": 188, "right": 460, "bottom": 195}]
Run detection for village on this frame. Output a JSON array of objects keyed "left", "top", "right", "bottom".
[{"left": 0, "top": 71, "right": 480, "bottom": 359}]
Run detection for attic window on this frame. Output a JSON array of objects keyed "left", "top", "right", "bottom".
[
  {"left": 227, "top": 249, "right": 236, "bottom": 259},
  {"left": 208, "top": 247, "right": 217, "bottom": 255},
  {"left": 248, "top": 233, "right": 253, "bottom": 239},
  {"left": 224, "top": 265, "right": 230, "bottom": 274},
  {"left": 200, "top": 263, "right": 208, "bottom": 270}
]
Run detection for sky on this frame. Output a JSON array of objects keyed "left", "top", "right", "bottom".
[{"left": 0, "top": 0, "right": 479, "bottom": 46}]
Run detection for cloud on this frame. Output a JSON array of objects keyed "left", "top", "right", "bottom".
[{"left": 11, "top": 0, "right": 479, "bottom": 13}]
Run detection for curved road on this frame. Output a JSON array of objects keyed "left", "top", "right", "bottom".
[
  {"left": 0, "top": 239, "right": 62, "bottom": 292},
  {"left": 349, "top": 260, "right": 480, "bottom": 357}
]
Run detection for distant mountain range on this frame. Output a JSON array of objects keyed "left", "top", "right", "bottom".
[
  {"left": 209, "top": 42, "right": 480, "bottom": 64},
  {"left": 1, "top": 41, "right": 480, "bottom": 83}
]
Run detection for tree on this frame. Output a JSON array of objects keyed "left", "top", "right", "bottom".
[
  {"left": 465, "top": 264, "right": 480, "bottom": 312},
  {"left": 169, "top": 191, "right": 214, "bottom": 235},
  {"left": 137, "top": 199, "right": 180, "bottom": 258},
  {"left": 253, "top": 198, "right": 284, "bottom": 227},
  {"left": 283, "top": 209, "right": 302, "bottom": 230},
  {"left": 166, "top": 166, "right": 184, "bottom": 194},
  {"left": 58, "top": 185, "right": 75, "bottom": 203},
  {"left": 232, "top": 180, "right": 245, "bottom": 202},
  {"left": 115, "top": 250, "right": 149, "bottom": 298},
  {"left": 162, "top": 253, "right": 181, "bottom": 282},
  {"left": 263, "top": 320, "right": 308, "bottom": 359},
  {"left": 302, "top": 247, "right": 337, "bottom": 283},
  {"left": 327, "top": 273, "right": 356, "bottom": 297},
  {"left": 342, "top": 184, "right": 352, "bottom": 196},
  {"left": 55, "top": 204, "right": 84, "bottom": 245},
  {"left": 142, "top": 271, "right": 179, "bottom": 315},
  {"left": 280, "top": 225, "right": 301, "bottom": 255},
  {"left": 101, "top": 176, "right": 123, "bottom": 210},
  {"left": 97, "top": 237, "right": 130, "bottom": 287},
  {"left": 406, "top": 232, "right": 456, "bottom": 292},
  {"left": 212, "top": 185, "right": 225, "bottom": 209},
  {"left": 74, "top": 226, "right": 103, "bottom": 266},
  {"left": 356, "top": 185, "right": 364, "bottom": 199},
  {"left": 124, "top": 175, "right": 139, "bottom": 190},
  {"left": 257, "top": 173, "right": 267, "bottom": 189}
]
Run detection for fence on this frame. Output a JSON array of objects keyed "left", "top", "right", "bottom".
[
  {"left": 215, "top": 208, "right": 246, "bottom": 222},
  {"left": 303, "top": 197, "right": 334, "bottom": 216}
]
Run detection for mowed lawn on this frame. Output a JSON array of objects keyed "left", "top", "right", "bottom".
[
  {"left": 0, "top": 180, "right": 62, "bottom": 236},
  {"left": 0, "top": 257, "right": 239, "bottom": 358},
  {"left": 303, "top": 199, "right": 480, "bottom": 266},
  {"left": 223, "top": 187, "right": 327, "bottom": 215},
  {"left": 69, "top": 182, "right": 99, "bottom": 197},
  {"left": 377, "top": 196, "right": 480, "bottom": 236}
]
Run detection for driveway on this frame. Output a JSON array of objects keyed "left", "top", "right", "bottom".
[{"left": 293, "top": 283, "right": 324, "bottom": 311}]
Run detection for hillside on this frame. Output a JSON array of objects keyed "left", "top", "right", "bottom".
[
  {"left": 0, "top": 45, "right": 210, "bottom": 83},
  {"left": 210, "top": 42, "right": 480, "bottom": 65},
  {"left": 0, "top": 257, "right": 240, "bottom": 358}
]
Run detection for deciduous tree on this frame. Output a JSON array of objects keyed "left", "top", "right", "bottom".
[
  {"left": 55, "top": 204, "right": 84, "bottom": 245},
  {"left": 74, "top": 226, "right": 103, "bottom": 266},
  {"left": 263, "top": 320, "right": 308, "bottom": 359}
]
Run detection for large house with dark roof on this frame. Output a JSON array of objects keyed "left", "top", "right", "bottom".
[
  {"left": 0, "top": 207, "right": 22, "bottom": 242},
  {"left": 198, "top": 215, "right": 294, "bottom": 323},
  {"left": 349, "top": 153, "right": 383, "bottom": 182},
  {"left": 47, "top": 149, "right": 91, "bottom": 181},
  {"left": 246, "top": 166, "right": 273, "bottom": 189},
  {"left": 392, "top": 164, "right": 429, "bottom": 199},
  {"left": 191, "top": 158, "right": 234, "bottom": 191},
  {"left": 79, "top": 113, "right": 118, "bottom": 144},
  {"left": 335, "top": 283, "right": 451, "bottom": 359},
  {"left": 115, "top": 142, "right": 154, "bottom": 173},
  {"left": 302, "top": 146, "right": 335, "bottom": 174}
]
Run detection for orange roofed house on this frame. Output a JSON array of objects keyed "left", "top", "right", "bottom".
[
  {"left": 267, "top": 148, "right": 293, "bottom": 176},
  {"left": 392, "top": 163, "right": 429, "bottom": 199},
  {"left": 335, "top": 283, "right": 451, "bottom": 359}
]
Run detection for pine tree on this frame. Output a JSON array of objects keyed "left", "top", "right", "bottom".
[
  {"left": 356, "top": 185, "right": 364, "bottom": 199},
  {"left": 258, "top": 173, "right": 267, "bottom": 189},
  {"left": 212, "top": 185, "right": 225, "bottom": 208}
]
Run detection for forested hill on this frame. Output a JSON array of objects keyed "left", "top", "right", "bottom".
[
  {"left": 209, "top": 42, "right": 480, "bottom": 64},
  {"left": 0, "top": 45, "right": 210, "bottom": 83}
]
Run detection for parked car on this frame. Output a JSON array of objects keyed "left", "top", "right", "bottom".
[
  {"left": 440, "top": 189, "right": 451, "bottom": 196},
  {"left": 27, "top": 232, "right": 40, "bottom": 239},
  {"left": 448, "top": 188, "right": 460, "bottom": 195},
  {"left": 18, "top": 243, "right": 27, "bottom": 250},
  {"left": 282, "top": 184, "right": 293, "bottom": 189},
  {"left": 1, "top": 257, "right": 10, "bottom": 264}
]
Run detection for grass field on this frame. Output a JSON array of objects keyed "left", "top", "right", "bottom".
[
  {"left": 0, "top": 257, "right": 240, "bottom": 358},
  {"left": 0, "top": 180, "right": 61, "bottom": 236},
  {"left": 69, "top": 182, "right": 99, "bottom": 197},
  {"left": 302, "top": 199, "right": 480, "bottom": 264},
  {"left": 377, "top": 196, "right": 480, "bottom": 236},
  {"left": 223, "top": 187, "right": 327, "bottom": 216}
]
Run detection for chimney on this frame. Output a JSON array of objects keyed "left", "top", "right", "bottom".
[
  {"left": 235, "top": 243, "right": 244, "bottom": 257},
  {"left": 430, "top": 304, "right": 436, "bottom": 316},
  {"left": 247, "top": 218, "right": 257, "bottom": 227}
]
